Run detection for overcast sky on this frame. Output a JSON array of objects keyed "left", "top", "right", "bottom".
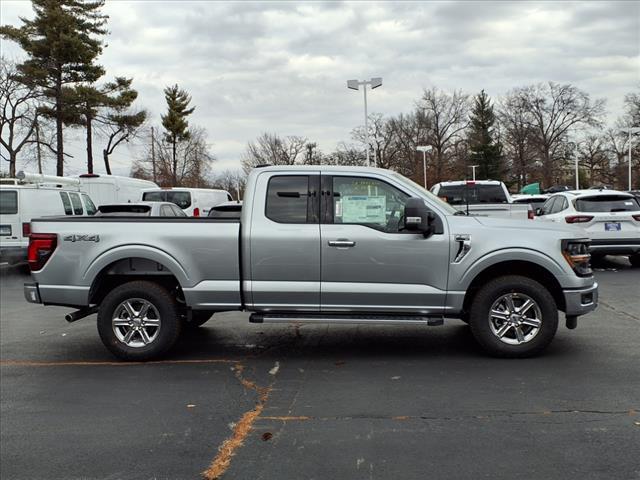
[{"left": 1, "top": 0, "right": 639, "bottom": 177}]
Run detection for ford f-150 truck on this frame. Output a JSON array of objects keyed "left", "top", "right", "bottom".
[
  {"left": 24, "top": 166, "right": 598, "bottom": 360},
  {"left": 430, "top": 180, "right": 533, "bottom": 219}
]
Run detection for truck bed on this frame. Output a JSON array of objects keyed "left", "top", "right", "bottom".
[{"left": 29, "top": 217, "right": 242, "bottom": 309}]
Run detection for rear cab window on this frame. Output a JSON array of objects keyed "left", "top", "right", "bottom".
[
  {"left": 265, "top": 176, "right": 316, "bottom": 223},
  {"left": 0, "top": 190, "right": 18, "bottom": 214},
  {"left": 438, "top": 184, "right": 508, "bottom": 205},
  {"left": 575, "top": 195, "right": 640, "bottom": 213}
]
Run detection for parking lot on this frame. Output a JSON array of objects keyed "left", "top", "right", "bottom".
[{"left": 1, "top": 259, "right": 639, "bottom": 480}]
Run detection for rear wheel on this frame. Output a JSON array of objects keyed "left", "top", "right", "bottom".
[
  {"left": 629, "top": 254, "right": 640, "bottom": 268},
  {"left": 469, "top": 275, "right": 558, "bottom": 358},
  {"left": 97, "top": 280, "right": 181, "bottom": 361}
]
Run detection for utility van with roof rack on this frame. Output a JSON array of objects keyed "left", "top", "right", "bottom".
[
  {"left": 0, "top": 173, "right": 96, "bottom": 265},
  {"left": 24, "top": 166, "right": 598, "bottom": 360},
  {"left": 74, "top": 173, "right": 159, "bottom": 207},
  {"left": 430, "top": 180, "right": 533, "bottom": 219}
]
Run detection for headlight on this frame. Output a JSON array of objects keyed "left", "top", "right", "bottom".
[{"left": 561, "top": 239, "right": 592, "bottom": 277}]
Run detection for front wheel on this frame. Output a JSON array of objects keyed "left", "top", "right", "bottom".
[
  {"left": 469, "top": 275, "right": 558, "bottom": 358},
  {"left": 97, "top": 280, "right": 182, "bottom": 361}
]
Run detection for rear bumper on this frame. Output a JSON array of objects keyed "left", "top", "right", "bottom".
[
  {"left": 0, "top": 246, "right": 27, "bottom": 264},
  {"left": 589, "top": 239, "right": 640, "bottom": 255},
  {"left": 563, "top": 282, "right": 598, "bottom": 317},
  {"left": 24, "top": 283, "right": 42, "bottom": 304}
]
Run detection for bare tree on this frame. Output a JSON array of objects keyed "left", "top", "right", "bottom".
[
  {"left": 418, "top": 88, "right": 470, "bottom": 183},
  {"left": 324, "top": 142, "right": 366, "bottom": 166},
  {"left": 211, "top": 169, "right": 246, "bottom": 200},
  {"left": 515, "top": 82, "right": 605, "bottom": 187},
  {"left": 241, "top": 132, "right": 307, "bottom": 174},
  {"left": 351, "top": 113, "right": 401, "bottom": 170},
  {"left": 498, "top": 92, "right": 539, "bottom": 190},
  {"left": 0, "top": 59, "right": 40, "bottom": 176},
  {"left": 132, "top": 125, "right": 214, "bottom": 187},
  {"left": 577, "top": 135, "right": 609, "bottom": 186}
]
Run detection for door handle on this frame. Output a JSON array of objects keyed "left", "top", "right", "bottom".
[{"left": 328, "top": 239, "right": 356, "bottom": 248}]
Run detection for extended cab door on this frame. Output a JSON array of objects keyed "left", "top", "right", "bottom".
[
  {"left": 320, "top": 174, "right": 450, "bottom": 314},
  {"left": 247, "top": 172, "right": 321, "bottom": 311}
]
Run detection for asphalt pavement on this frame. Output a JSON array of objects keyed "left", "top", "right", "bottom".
[{"left": 1, "top": 258, "right": 639, "bottom": 480}]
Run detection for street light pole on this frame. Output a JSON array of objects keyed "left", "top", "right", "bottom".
[
  {"left": 416, "top": 145, "right": 433, "bottom": 188},
  {"left": 469, "top": 165, "right": 480, "bottom": 181},
  {"left": 621, "top": 127, "right": 640, "bottom": 190},
  {"left": 347, "top": 77, "right": 382, "bottom": 167},
  {"left": 575, "top": 156, "right": 580, "bottom": 190}
]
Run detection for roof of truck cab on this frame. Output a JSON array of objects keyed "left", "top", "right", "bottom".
[{"left": 434, "top": 180, "right": 504, "bottom": 186}]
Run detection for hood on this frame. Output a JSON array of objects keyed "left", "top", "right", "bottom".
[{"left": 451, "top": 215, "right": 582, "bottom": 237}]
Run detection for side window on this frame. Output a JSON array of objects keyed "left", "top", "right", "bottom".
[
  {"left": 331, "top": 176, "right": 409, "bottom": 233},
  {"left": 266, "top": 175, "right": 315, "bottom": 224},
  {"left": 558, "top": 197, "right": 568, "bottom": 212},
  {"left": 161, "top": 205, "right": 175, "bottom": 217},
  {"left": 59, "top": 192, "right": 73, "bottom": 215},
  {"left": 540, "top": 197, "right": 556, "bottom": 215},
  {"left": 171, "top": 205, "right": 187, "bottom": 217},
  {"left": 68, "top": 192, "right": 84, "bottom": 215},
  {"left": 82, "top": 194, "right": 97, "bottom": 215},
  {"left": 550, "top": 196, "right": 564, "bottom": 214}
]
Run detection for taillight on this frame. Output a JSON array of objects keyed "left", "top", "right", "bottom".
[
  {"left": 193, "top": 207, "right": 200, "bottom": 217},
  {"left": 561, "top": 239, "right": 592, "bottom": 277},
  {"left": 22, "top": 222, "right": 31, "bottom": 237},
  {"left": 528, "top": 209, "right": 534, "bottom": 220},
  {"left": 27, "top": 234, "right": 57, "bottom": 271},
  {"left": 565, "top": 215, "right": 594, "bottom": 224}
]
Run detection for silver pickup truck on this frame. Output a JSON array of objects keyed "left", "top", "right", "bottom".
[{"left": 24, "top": 166, "right": 598, "bottom": 360}]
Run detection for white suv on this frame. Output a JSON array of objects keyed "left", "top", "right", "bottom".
[{"left": 535, "top": 189, "right": 640, "bottom": 265}]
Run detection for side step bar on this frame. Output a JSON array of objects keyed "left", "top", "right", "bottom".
[{"left": 250, "top": 313, "right": 444, "bottom": 326}]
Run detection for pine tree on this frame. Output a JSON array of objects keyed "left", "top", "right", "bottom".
[
  {"left": 161, "top": 84, "right": 195, "bottom": 185},
  {"left": 99, "top": 77, "right": 147, "bottom": 174},
  {"left": 1, "top": 0, "right": 108, "bottom": 175},
  {"left": 468, "top": 90, "right": 503, "bottom": 180},
  {"left": 65, "top": 84, "right": 106, "bottom": 173}
]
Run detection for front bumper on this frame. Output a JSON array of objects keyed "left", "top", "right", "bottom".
[
  {"left": 0, "top": 246, "right": 27, "bottom": 265},
  {"left": 563, "top": 282, "right": 598, "bottom": 317},
  {"left": 24, "top": 283, "right": 42, "bottom": 304}
]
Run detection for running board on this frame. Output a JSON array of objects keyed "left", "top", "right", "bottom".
[{"left": 250, "top": 313, "right": 444, "bottom": 326}]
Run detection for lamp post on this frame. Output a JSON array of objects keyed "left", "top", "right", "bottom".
[
  {"left": 416, "top": 145, "right": 433, "bottom": 188},
  {"left": 347, "top": 77, "right": 383, "bottom": 167},
  {"left": 621, "top": 126, "right": 640, "bottom": 190},
  {"left": 469, "top": 165, "right": 480, "bottom": 181}
]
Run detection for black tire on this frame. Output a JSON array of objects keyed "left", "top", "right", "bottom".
[
  {"left": 184, "top": 311, "right": 214, "bottom": 328},
  {"left": 629, "top": 254, "right": 640, "bottom": 268},
  {"left": 469, "top": 275, "right": 558, "bottom": 358},
  {"left": 97, "top": 280, "right": 182, "bottom": 361}
]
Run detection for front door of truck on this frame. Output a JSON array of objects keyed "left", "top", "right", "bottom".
[
  {"left": 248, "top": 172, "right": 321, "bottom": 311},
  {"left": 320, "top": 174, "right": 449, "bottom": 314}
]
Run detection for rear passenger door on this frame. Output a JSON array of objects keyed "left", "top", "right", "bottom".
[{"left": 248, "top": 173, "right": 321, "bottom": 311}]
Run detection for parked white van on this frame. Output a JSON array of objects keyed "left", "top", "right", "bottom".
[
  {"left": 140, "top": 187, "right": 232, "bottom": 216},
  {"left": 74, "top": 173, "right": 158, "bottom": 207},
  {"left": 0, "top": 173, "right": 97, "bottom": 264}
]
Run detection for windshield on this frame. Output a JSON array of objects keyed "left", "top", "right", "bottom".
[
  {"left": 142, "top": 191, "right": 192, "bottom": 209},
  {"left": 390, "top": 173, "right": 458, "bottom": 215}
]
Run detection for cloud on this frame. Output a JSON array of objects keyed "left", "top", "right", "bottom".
[{"left": 1, "top": 0, "right": 638, "bottom": 177}]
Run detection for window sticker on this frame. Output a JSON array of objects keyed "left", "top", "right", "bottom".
[{"left": 341, "top": 195, "right": 386, "bottom": 223}]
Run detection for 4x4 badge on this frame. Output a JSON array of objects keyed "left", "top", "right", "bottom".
[{"left": 63, "top": 234, "right": 100, "bottom": 243}]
